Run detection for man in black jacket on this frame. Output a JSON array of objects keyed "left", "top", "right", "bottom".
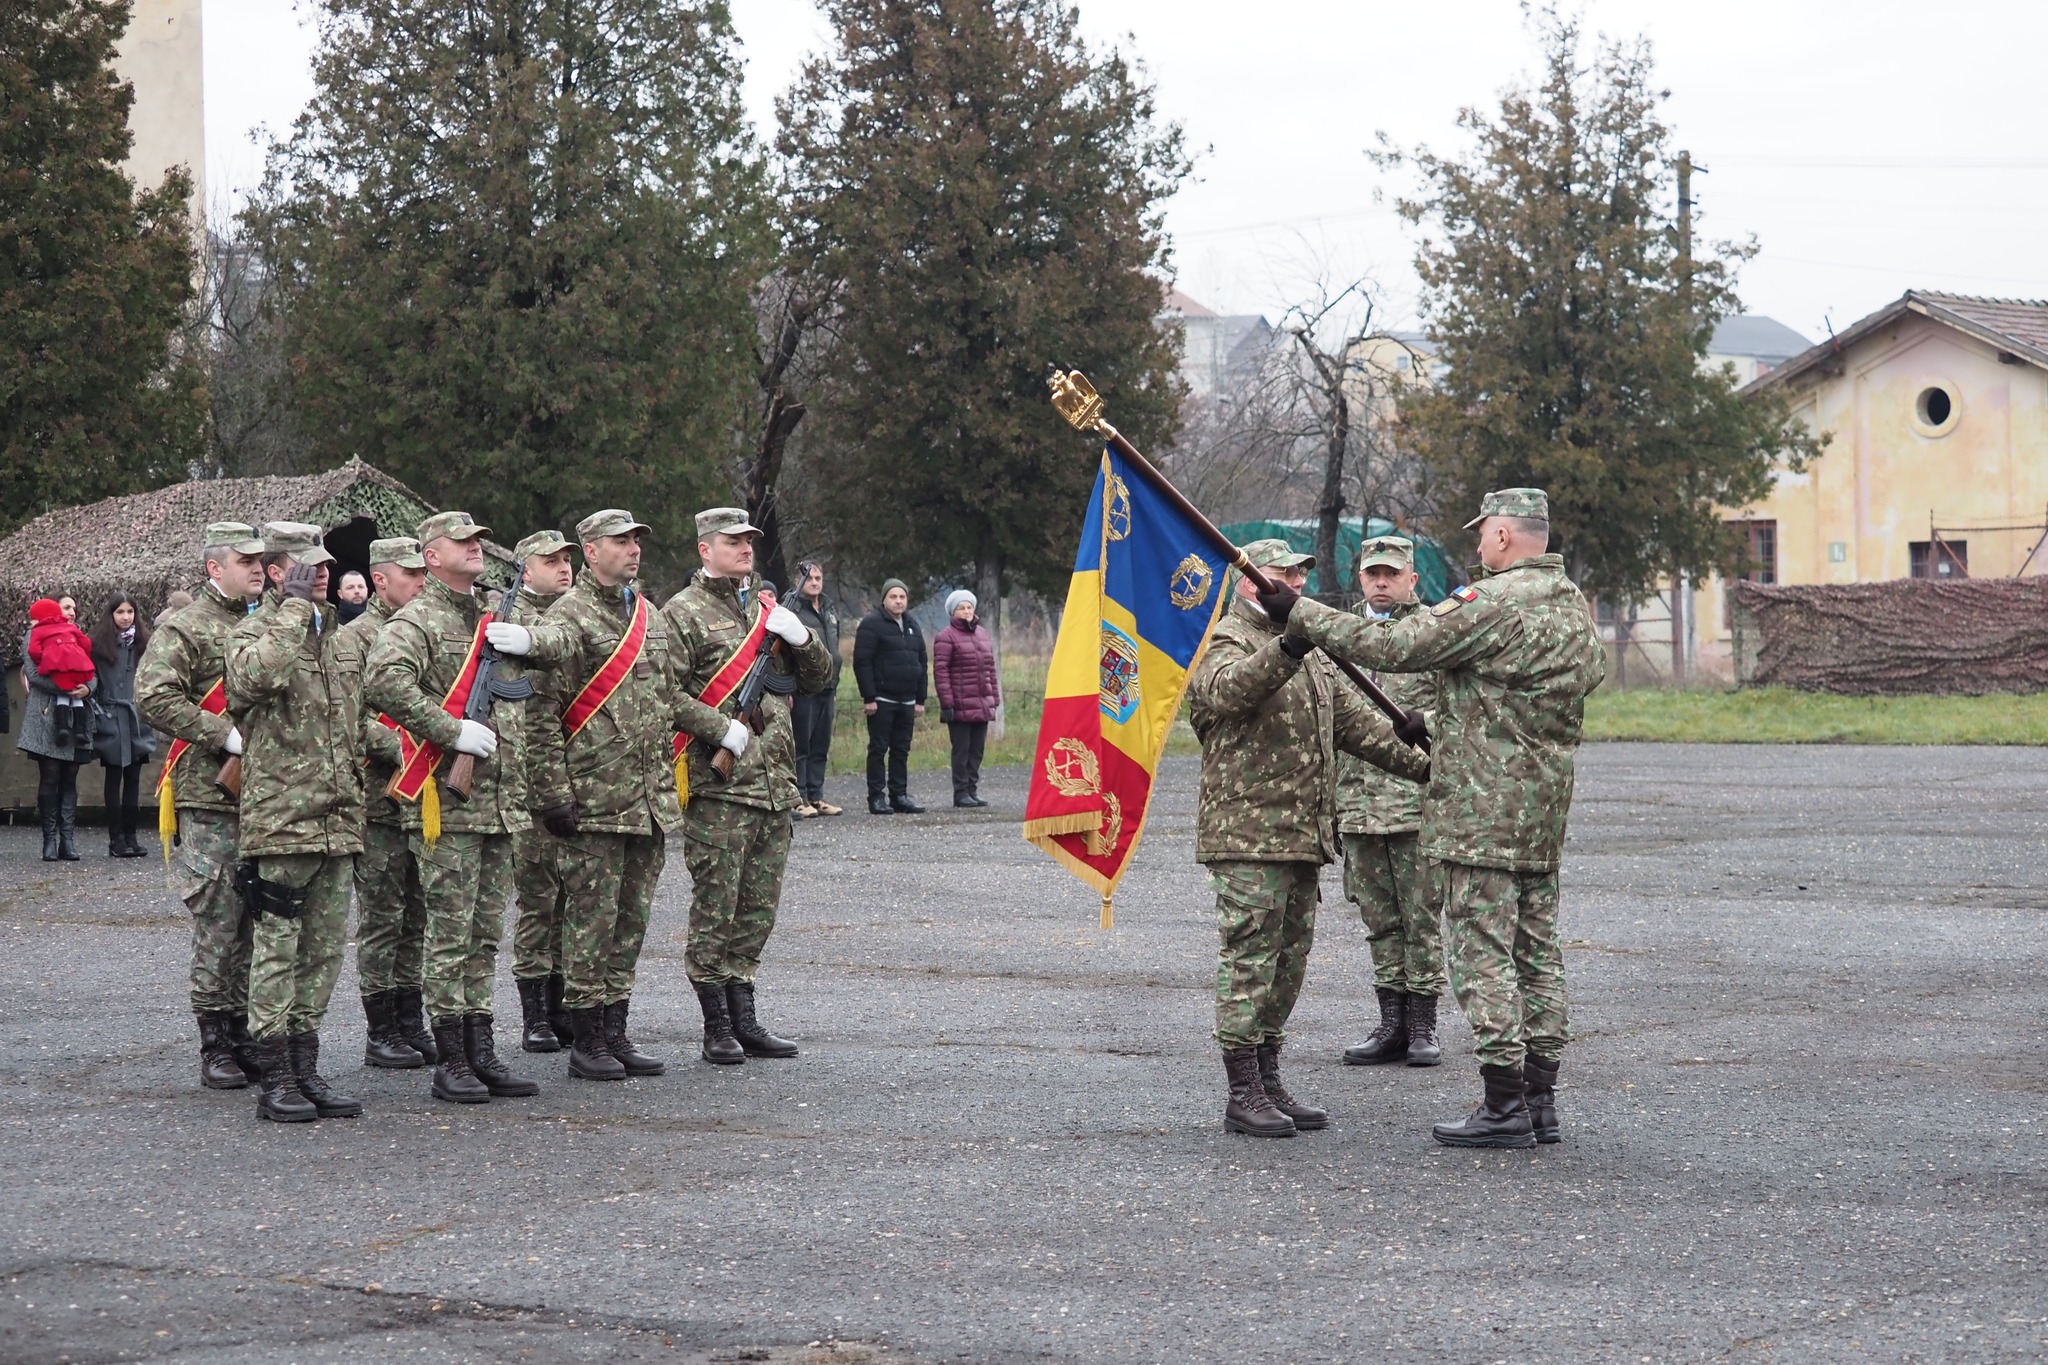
[{"left": 852, "top": 578, "right": 926, "bottom": 814}]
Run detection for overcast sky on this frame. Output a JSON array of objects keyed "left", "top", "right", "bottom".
[{"left": 201, "top": 0, "right": 2048, "bottom": 345}]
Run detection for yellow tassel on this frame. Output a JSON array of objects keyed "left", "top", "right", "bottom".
[
  {"left": 158, "top": 791, "right": 177, "bottom": 863},
  {"left": 674, "top": 750, "right": 690, "bottom": 806},
  {"left": 421, "top": 771, "right": 441, "bottom": 847},
  {"left": 1100, "top": 894, "right": 1114, "bottom": 931}
]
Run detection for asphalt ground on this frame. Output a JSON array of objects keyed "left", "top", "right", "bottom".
[{"left": 2, "top": 743, "right": 2044, "bottom": 1364}]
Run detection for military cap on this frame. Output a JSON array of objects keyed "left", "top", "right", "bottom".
[
  {"left": 514, "top": 529, "right": 571, "bottom": 561},
  {"left": 694, "top": 506, "right": 761, "bottom": 540},
  {"left": 260, "top": 521, "right": 335, "bottom": 565},
  {"left": 1357, "top": 535, "right": 1415, "bottom": 572},
  {"left": 416, "top": 510, "right": 491, "bottom": 545},
  {"left": 1463, "top": 487, "right": 1550, "bottom": 529},
  {"left": 1239, "top": 537, "right": 1315, "bottom": 571},
  {"left": 366, "top": 536, "right": 425, "bottom": 570},
  {"left": 579, "top": 508, "right": 653, "bottom": 542},
  {"left": 202, "top": 521, "right": 264, "bottom": 555}
]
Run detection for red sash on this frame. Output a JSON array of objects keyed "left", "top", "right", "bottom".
[
  {"left": 156, "top": 679, "right": 227, "bottom": 793},
  {"left": 670, "top": 590, "right": 774, "bottom": 762},
  {"left": 565, "top": 594, "right": 651, "bottom": 736},
  {"left": 388, "top": 620, "right": 488, "bottom": 801}
]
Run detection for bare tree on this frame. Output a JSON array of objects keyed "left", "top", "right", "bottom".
[
  {"left": 181, "top": 218, "right": 312, "bottom": 478},
  {"left": 738, "top": 271, "right": 840, "bottom": 593}
]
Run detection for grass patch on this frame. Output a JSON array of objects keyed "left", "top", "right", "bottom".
[{"left": 1584, "top": 686, "right": 2048, "bottom": 745}]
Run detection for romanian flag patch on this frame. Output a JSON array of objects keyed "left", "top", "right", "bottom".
[{"left": 1432, "top": 584, "right": 1481, "bottom": 616}]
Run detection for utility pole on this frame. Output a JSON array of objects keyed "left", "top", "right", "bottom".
[{"left": 1671, "top": 150, "right": 1694, "bottom": 685}]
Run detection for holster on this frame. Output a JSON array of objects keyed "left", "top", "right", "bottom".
[{"left": 237, "top": 862, "right": 309, "bottom": 921}]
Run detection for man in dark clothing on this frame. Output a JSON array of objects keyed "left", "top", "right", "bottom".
[{"left": 852, "top": 578, "right": 926, "bottom": 815}]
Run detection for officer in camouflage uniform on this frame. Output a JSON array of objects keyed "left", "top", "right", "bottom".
[
  {"left": 1186, "top": 539, "right": 1430, "bottom": 1138},
  {"left": 336, "top": 536, "right": 434, "bottom": 1069},
  {"left": 1335, "top": 536, "right": 1448, "bottom": 1069},
  {"left": 506, "top": 529, "right": 578, "bottom": 1053},
  {"left": 1281, "top": 489, "right": 1606, "bottom": 1149},
  {"left": 226, "top": 522, "right": 365, "bottom": 1123},
  {"left": 364, "top": 510, "right": 539, "bottom": 1106},
  {"left": 135, "top": 521, "right": 266, "bottom": 1092}
]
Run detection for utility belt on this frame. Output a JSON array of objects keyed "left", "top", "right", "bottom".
[{"left": 233, "top": 861, "right": 310, "bottom": 921}]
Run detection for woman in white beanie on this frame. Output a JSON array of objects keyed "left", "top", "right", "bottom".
[{"left": 932, "top": 589, "right": 1000, "bottom": 808}]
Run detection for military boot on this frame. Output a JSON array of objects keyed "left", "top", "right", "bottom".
[
  {"left": 464, "top": 1014, "right": 539, "bottom": 1097},
  {"left": 693, "top": 981, "right": 746, "bottom": 1065},
  {"left": 249, "top": 1037, "right": 316, "bottom": 1122},
  {"left": 196, "top": 1012, "right": 249, "bottom": 1090},
  {"left": 1255, "top": 1041, "right": 1327, "bottom": 1130},
  {"left": 516, "top": 977, "right": 560, "bottom": 1053},
  {"left": 545, "top": 973, "right": 575, "bottom": 1051},
  {"left": 726, "top": 982, "right": 798, "bottom": 1058},
  {"left": 56, "top": 785, "right": 79, "bottom": 861},
  {"left": 566, "top": 1005, "right": 625, "bottom": 1081},
  {"left": 288, "top": 1032, "right": 363, "bottom": 1117},
  {"left": 396, "top": 987, "right": 438, "bottom": 1065},
  {"left": 1222, "top": 1047, "right": 1295, "bottom": 1138},
  {"left": 603, "top": 999, "right": 665, "bottom": 1076},
  {"left": 225, "top": 1012, "right": 263, "bottom": 1084},
  {"left": 362, "top": 990, "right": 424, "bottom": 1069},
  {"left": 1432, "top": 1064, "right": 1536, "bottom": 1149},
  {"left": 1524, "top": 1054, "right": 1562, "bottom": 1145},
  {"left": 429, "top": 1018, "right": 489, "bottom": 1103},
  {"left": 1405, "top": 992, "right": 1443, "bottom": 1067},
  {"left": 1342, "top": 987, "right": 1408, "bottom": 1065}
]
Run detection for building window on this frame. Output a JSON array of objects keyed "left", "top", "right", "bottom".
[
  {"left": 1910, "top": 540, "right": 1969, "bottom": 579},
  {"left": 1912, "top": 383, "right": 1961, "bottom": 438},
  {"left": 1729, "top": 519, "right": 1777, "bottom": 585}
]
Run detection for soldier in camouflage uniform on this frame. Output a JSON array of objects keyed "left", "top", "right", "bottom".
[
  {"left": 1335, "top": 536, "right": 1448, "bottom": 1069},
  {"left": 1186, "top": 539, "right": 1430, "bottom": 1138},
  {"left": 506, "top": 529, "right": 578, "bottom": 1054},
  {"left": 135, "top": 521, "right": 266, "bottom": 1092},
  {"left": 364, "top": 511, "right": 539, "bottom": 1106},
  {"left": 1281, "top": 489, "right": 1606, "bottom": 1148},
  {"left": 336, "top": 536, "right": 434, "bottom": 1070},
  {"left": 226, "top": 522, "right": 366, "bottom": 1123}
]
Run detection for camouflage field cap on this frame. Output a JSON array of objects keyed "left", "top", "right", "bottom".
[
  {"left": 694, "top": 506, "right": 761, "bottom": 540},
  {"left": 1357, "top": 535, "right": 1415, "bottom": 572},
  {"left": 579, "top": 508, "right": 652, "bottom": 542},
  {"left": 366, "top": 536, "right": 425, "bottom": 570},
  {"left": 1239, "top": 537, "right": 1315, "bottom": 571},
  {"left": 416, "top": 510, "right": 491, "bottom": 545},
  {"left": 1464, "top": 487, "right": 1550, "bottom": 529},
  {"left": 261, "top": 521, "right": 335, "bottom": 566},
  {"left": 514, "top": 530, "right": 570, "bottom": 561},
  {"left": 203, "top": 521, "right": 265, "bottom": 555}
]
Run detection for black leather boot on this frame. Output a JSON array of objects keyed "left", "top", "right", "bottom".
[
  {"left": 566, "top": 1005, "right": 625, "bottom": 1081},
  {"left": 1524, "top": 1054, "right": 1561, "bottom": 1144},
  {"left": 603, "top": 999, "right": 665, "bottom": 1075},
  {"left": 396, "top": 987, "right": 437, "bottom": 1065},
  {"left": 1405, "top": 992, "right": 1443, "bottom": 1067},
  {"left": 121, "top": 805, "right": 145, "bottom": 857},
  {"left": 694, "top": 981, "right": 746, "bottom": 1065},
  {"left": 225, "top": 1012, "right": 262, "bottom": 1084},
  {"left": 288, "top": 1032, "right": 362, "bottom": 1117},
  {"left": 726, "top": 982, "right": 798, "bottom": 1058},
  {"left": 250, "top": 1037, "right": 316, "bottom": 1122},
  {"left": 362, "top": 990, "right": 424, "bottom": 1069},
  {"left": 516, "top": 977, "right": 560, "bottom": 1053},
  {"left": 1223, "top": 1047, "right": 1295, "bottom": 1137},
  {"left": 429, "top": 1017, "right": 489, "bottom": 1103},
  {"left": 1255, "top": 1041, "right": 1326, "bottom": 1130},
  {"left": 1342, "top": 987, "right": 1408, "bottom": 1065},
  {"left": 464, "top": 1014, "right": 539, "bottom": 1097},
  {"left": 196, "top": 1012, "right": 248, "bottom": 1089},
  {"left": 56, "top": 785, "right": 79, "bottom": 860},
  {"left": 1432, "top": 1064, "right": 1536, "bottom": 1149},
  {"left": 545, "top": 973, "right": 574, "bottom": 1050},
  {"left": 39, "top": 801, "right": 59, "bottom": 861}
]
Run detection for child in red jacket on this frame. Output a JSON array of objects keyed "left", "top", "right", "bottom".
[{"left": 27, "top": 598, "right": 95, "bottom": 750}]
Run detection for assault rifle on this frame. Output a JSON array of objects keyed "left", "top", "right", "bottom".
[
  {"left": 442, "top": 565, "right": 536, "bottom": 801},
  {"left": 709, "top": 584, "right": 797, "bottom": 782}
]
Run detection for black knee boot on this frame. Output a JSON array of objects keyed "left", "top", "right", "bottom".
[{"left": 56, "top": 781, "right": 79, "bottom": 861}]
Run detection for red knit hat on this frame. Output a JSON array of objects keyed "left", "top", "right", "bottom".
[{"left": 27, "top": 598, "right": 63, "bottom": 625}]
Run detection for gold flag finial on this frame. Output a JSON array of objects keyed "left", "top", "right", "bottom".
[{"left": 1048, "top": 369, "right": 1108, "bottom": 434}]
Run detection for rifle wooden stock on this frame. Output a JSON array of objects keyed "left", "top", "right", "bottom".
[
  {"left": 443, "top": 751, "right": 476, "bottom": 801},
  {"left": 213, "top": 754, "right": 242, "bottom": 800},
  {"left": 710, "top": 747, "right": 733, "bottom": 781}
]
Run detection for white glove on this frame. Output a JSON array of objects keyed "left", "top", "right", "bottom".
[
  {"left": 451, "top": 719, "right": 499, "bottom": 758},
  {"left": 223, "top": 727, "right": 244, "bottom": 756},
  {"left": 720, "top": 720, "right": 750, "bottom": 757},
  {"left": 485, "top": 622, "right": 532, "bottom": 656},
  {"left": 765, "top": 604, "right": 810, "bottom": 647}
]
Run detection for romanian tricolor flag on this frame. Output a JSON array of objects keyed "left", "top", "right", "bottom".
[{"left": 1024, "top": 446, "right": 1231, "bottom": 927}]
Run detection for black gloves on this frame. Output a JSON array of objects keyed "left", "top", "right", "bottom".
[
  {"left": 1278, "top": 634, "right": 1314, "bottom": 660},
  {"left": 1256, "top": 581, "right": 1300, "bottom": 624},
  {"left": 1394, "top": 708, "right": 1430, "bottom": 748},
  {"left": 539, "top": 803, "right": 581, "bottom": 839},
  {"left": 281, "top": 562, "right": 321, "bottom": 601}
]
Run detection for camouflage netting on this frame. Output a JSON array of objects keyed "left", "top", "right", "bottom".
[{"left": 1730, "top": 578, "right": 2048, "bottom": 695}]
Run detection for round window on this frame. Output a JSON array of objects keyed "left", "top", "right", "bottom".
[{"left": 1913, "top": 384, "right": 1960, "bottom": 437}]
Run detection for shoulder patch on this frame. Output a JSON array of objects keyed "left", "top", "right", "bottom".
[{"left": 1431, "top": 584, "right": 1481, "bottom": 616}]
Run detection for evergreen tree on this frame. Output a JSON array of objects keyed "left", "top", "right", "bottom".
[{"left": 0, "top": 0, "right": 204, "bottom": 531}]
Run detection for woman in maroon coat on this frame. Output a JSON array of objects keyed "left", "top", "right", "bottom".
[{"left": 932, "top": 589, "right": 1000, "bottom": 808}]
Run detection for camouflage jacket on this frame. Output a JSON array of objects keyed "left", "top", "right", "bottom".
[
  {"left": 363, "top": 574, "right": 529, "bottom": 836},
  {"left": 1186, "top": 598, "right": 1430, "bottom": 865},
  {"left": 522, "top": 572, "right": 723, "bottom": 835},
  {"left": 1290, "top": 554, "right": 1607, "bottom": 873},
  {"left": 505, "top": 585, "right": 562, "bottom": 813},
  {"left": 661, "top": 571, "right": 833, "bottom": 814},
  {"left": 336, "top": 595, "right": 402, "bottom": 827},
  {"left": 1335, "top": 600, "right": 1438, "bottom": 836},
  {"left": 134, "top": 583, "right": 253, "bottom": 819},
  {"left": 224, "top": 592, "right": 366, "bottom": 858}
]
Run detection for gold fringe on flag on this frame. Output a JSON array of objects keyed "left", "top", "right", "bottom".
[{"left": 1100, "top": 894, "right": 1114, "bottom": 931}]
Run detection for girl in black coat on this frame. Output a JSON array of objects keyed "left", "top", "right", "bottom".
[{"left": 89, "top": 593, "right": 156, "bottom": 857}]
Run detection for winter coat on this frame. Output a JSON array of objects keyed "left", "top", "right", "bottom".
[
  {"left": 852, "top": 608, "right": 927, "bottom": 705},
  {"left": 790, "top": 592, "right": 841, "bottom": 691},
  {"left": 15, "top": 629, "right": 97, "bottom": 763},
  {"left": 933, "top": 616, "right": 1000, "bottom": 724},
  {"left": 27, "top": 602, "right": 96, "bottom": 693},
  {"left": 90, "top": 635, "right": 156, "bottom": 768}
]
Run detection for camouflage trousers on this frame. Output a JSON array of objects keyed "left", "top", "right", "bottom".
[
  {"left": 167, "top": 808, "right": 251, "bottom": 1016},
  {"left": 354, "top": 819, "right": 424, "bottom": 994},
  {"left": 511, "top": 826, "right": 569, "bottom": 980},
  {"left": 412, "top": 830, "right": 514, "bottom": 1023},
  {"left": 1208, "top": 860, "right": 1320, "bottom": 1051},
  {"left": 246, "top": 853, "right": 354, "bottom": 1041},
  {"left": 682, "top": 798, "right": 790, "bottom": 986},
  {"left": 1440, "top": 860, "right": 1569, "bottom": 1069},
  {"left": 1341, "top": 831, "right": 1445, "bottom": 995},
  {"left": 555, "top": 831, "right": 665, "bottom": 1010}
]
